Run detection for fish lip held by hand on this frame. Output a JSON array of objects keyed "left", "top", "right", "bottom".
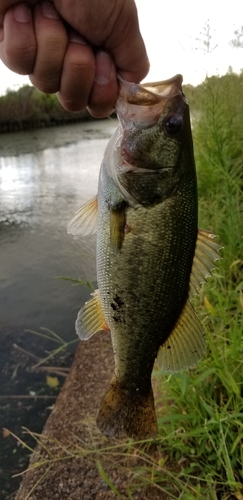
[{"left": 68, "top": 74, "right": 222, "bottom": 440}]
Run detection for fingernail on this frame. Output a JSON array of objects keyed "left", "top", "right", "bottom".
[
  {"left": 41, "top": 1, "right": 60, "bottom": 20},
  {"left": 69, "top": 29, "right": 87, "bottom": 45},
  {"left": 95, "top": 51, "right": 112, "bottom": 85},
  {"left": 13, "top": 3, "right": 31, "bottom": 23}
]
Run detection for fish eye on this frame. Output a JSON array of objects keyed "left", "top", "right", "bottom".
[{"left": 164, "top": 114, "right": 183, "bottom": 136}]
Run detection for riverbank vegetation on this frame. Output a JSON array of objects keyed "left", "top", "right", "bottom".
[
  {"left": 9, "top": 70, "right": 243, "bottom": 499},
  {"left": 0, "top": 85, "right": 93, "bottom": 132}
]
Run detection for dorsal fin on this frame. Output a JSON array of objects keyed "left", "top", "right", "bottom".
[
  {"left": 189, "top": 229, "right": 222, "bottom": 300},
  {"left": 156, "top": 300, "right": 205, "bottom": 372},
  {"left": 75, "top": 289, "right": 109, "bottom": 340},
  {"left": 67, "top": 196, "right": 98, "bottom": 235}
]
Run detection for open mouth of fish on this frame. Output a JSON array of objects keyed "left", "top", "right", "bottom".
[
  {"left": 119, "top": 74, "right": 183, "bottom": 104},
  {"left": 117, "top": 74, "right": 184, "bottom": 129}
]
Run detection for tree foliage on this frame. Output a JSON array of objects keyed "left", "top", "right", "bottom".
[{"left": 0, "top": 85, "right": 92, "bottom": 132}]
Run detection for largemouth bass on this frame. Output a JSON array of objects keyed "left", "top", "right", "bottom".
[{"left": 68, "top": 74, "right": 221, "bottom": 440}]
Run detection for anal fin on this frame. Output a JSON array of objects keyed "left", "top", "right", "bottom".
[
  {"left": 67, "top": 196, "right": 98, "bottom": 235},
  {"left": 76, "top": 289, "right": 109, "bottom": 340},
  {"left": 156, "top": 300, "right": 205, "bottom": 372}
]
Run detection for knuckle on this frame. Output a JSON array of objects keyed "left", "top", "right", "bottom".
[
  {"left": 4, "top": 41, "right": 36, "bottom": 74},
  {"left": 65, "top": 44, "right": 95, "bottom": 77},
  {"left": 69, "top": 57, "right": 94, "bottom": 79},
  {"left": 30, "top": 75, "right": 60, "bottom": 94}
]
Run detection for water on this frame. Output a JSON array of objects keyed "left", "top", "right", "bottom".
[{"left": 0, "top": 119, "right": 117, "bottom": 498}]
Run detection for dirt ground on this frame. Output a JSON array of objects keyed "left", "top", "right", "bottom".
[{"left": 15, "top": 334, "right": 170, "bottom": 500}]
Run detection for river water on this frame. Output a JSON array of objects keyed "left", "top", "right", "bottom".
[{"left": 0, "top": 119, "right": 117, "bottom": 498}]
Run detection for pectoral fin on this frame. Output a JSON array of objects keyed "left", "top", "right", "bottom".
[
  {"left": 76, "top": 289, "right": 109, "bottom": 340},
  {"left": 110, "top": 201, "right": 127, "bottom": 252},
  {"left": 156, "top": 300, "right": 205, "bottom": 372},
  {"left": 189, "top": 229, "right": 222, "bottom": 299},
  {"left": 67, "top": 196, "right": 98, "bottom": 235}
]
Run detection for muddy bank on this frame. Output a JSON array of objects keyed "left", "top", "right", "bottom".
[{"left": 15, "top": 334, "right": 168, "bottom": 500}]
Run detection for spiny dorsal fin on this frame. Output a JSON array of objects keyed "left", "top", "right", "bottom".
[
  {"left": 156, "top": 300, "right": 205, "bottom": 372},
  {"left": 75, "top": 289, "right": 109, "bottom": 340},
  {"left": 67, "top": 196, "right": 98, "bottom": 235},
  {"left": 110, "top": 202, "right": 127, "bottom": 252},
  {"left": 189, "top": 229, "right": 222, "bottom": 299}
]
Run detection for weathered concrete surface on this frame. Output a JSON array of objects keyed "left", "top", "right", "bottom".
[{"left": 15, "top": 334, "right": 168, "bottom": 500}]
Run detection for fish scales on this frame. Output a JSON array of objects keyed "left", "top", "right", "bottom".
[
  {"left": 68, "top": 74, "right": 222, "bottom": 440},
  {"left": 97, "top": 181, "right": 197, "bottom": 379}
]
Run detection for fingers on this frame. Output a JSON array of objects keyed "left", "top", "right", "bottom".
[
  {"left": 29, "top": 1, "right": 68, "bottom": 93},
  {"left": 0, "top": 1, "right": 116, "bottom": 116},
  {"left": 57, "top": 37, "right": 118, "bottom": 116},
  {"left": 53, "top": 0, "right": 150, "bottom": 84},
  {"left": 0, "top": 0, "right": 39, "bottom": 26},
  {"left": 0, "top": 0, "right": 69, "bottom": 91},
  {"left": 58, "top": 47, "right": 118, "bottom": 117},
  {"left": 0, "top": 0, "right": 149, "bottom": 118},
  {"left": 87, "top": 51, "right": 118, "bottom": 118},
  {"left": 105, "top": 1, "right": 150, "bottom": 84},
  {"left": 0, "top": 3, "right": 36, "bottom": 74},
  {"left": 57, "top": 30, "right": 96, "bottom": 112}
]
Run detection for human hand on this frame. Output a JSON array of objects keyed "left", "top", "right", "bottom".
[{"left": 0, "top": 0, "right": 149, "bottom": 117}]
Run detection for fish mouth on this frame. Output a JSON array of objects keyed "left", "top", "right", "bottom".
[
  {"left": 120, "top": 160, "right": 174, "bottom": 174},
  {"left": 116, "top": 74, "right": 184, "bottom": 129},
  {"left": 118, "top": 74, "right": 183, "bottom": 106}
]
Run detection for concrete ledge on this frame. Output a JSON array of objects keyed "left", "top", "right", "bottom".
[
  {"left": 15, "top": 334, "right": 166, "bottom": 500},
  {"left": 15, "top": 335, "right": 116, "bottom": 500}
]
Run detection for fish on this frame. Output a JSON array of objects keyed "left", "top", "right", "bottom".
[{"left": 68, "top": 74, "right": 221, "bottom": 440}]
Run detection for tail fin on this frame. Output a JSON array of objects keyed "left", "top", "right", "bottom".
[{"left": 96, "top": 378, "right": 158, "bottom": 440}]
